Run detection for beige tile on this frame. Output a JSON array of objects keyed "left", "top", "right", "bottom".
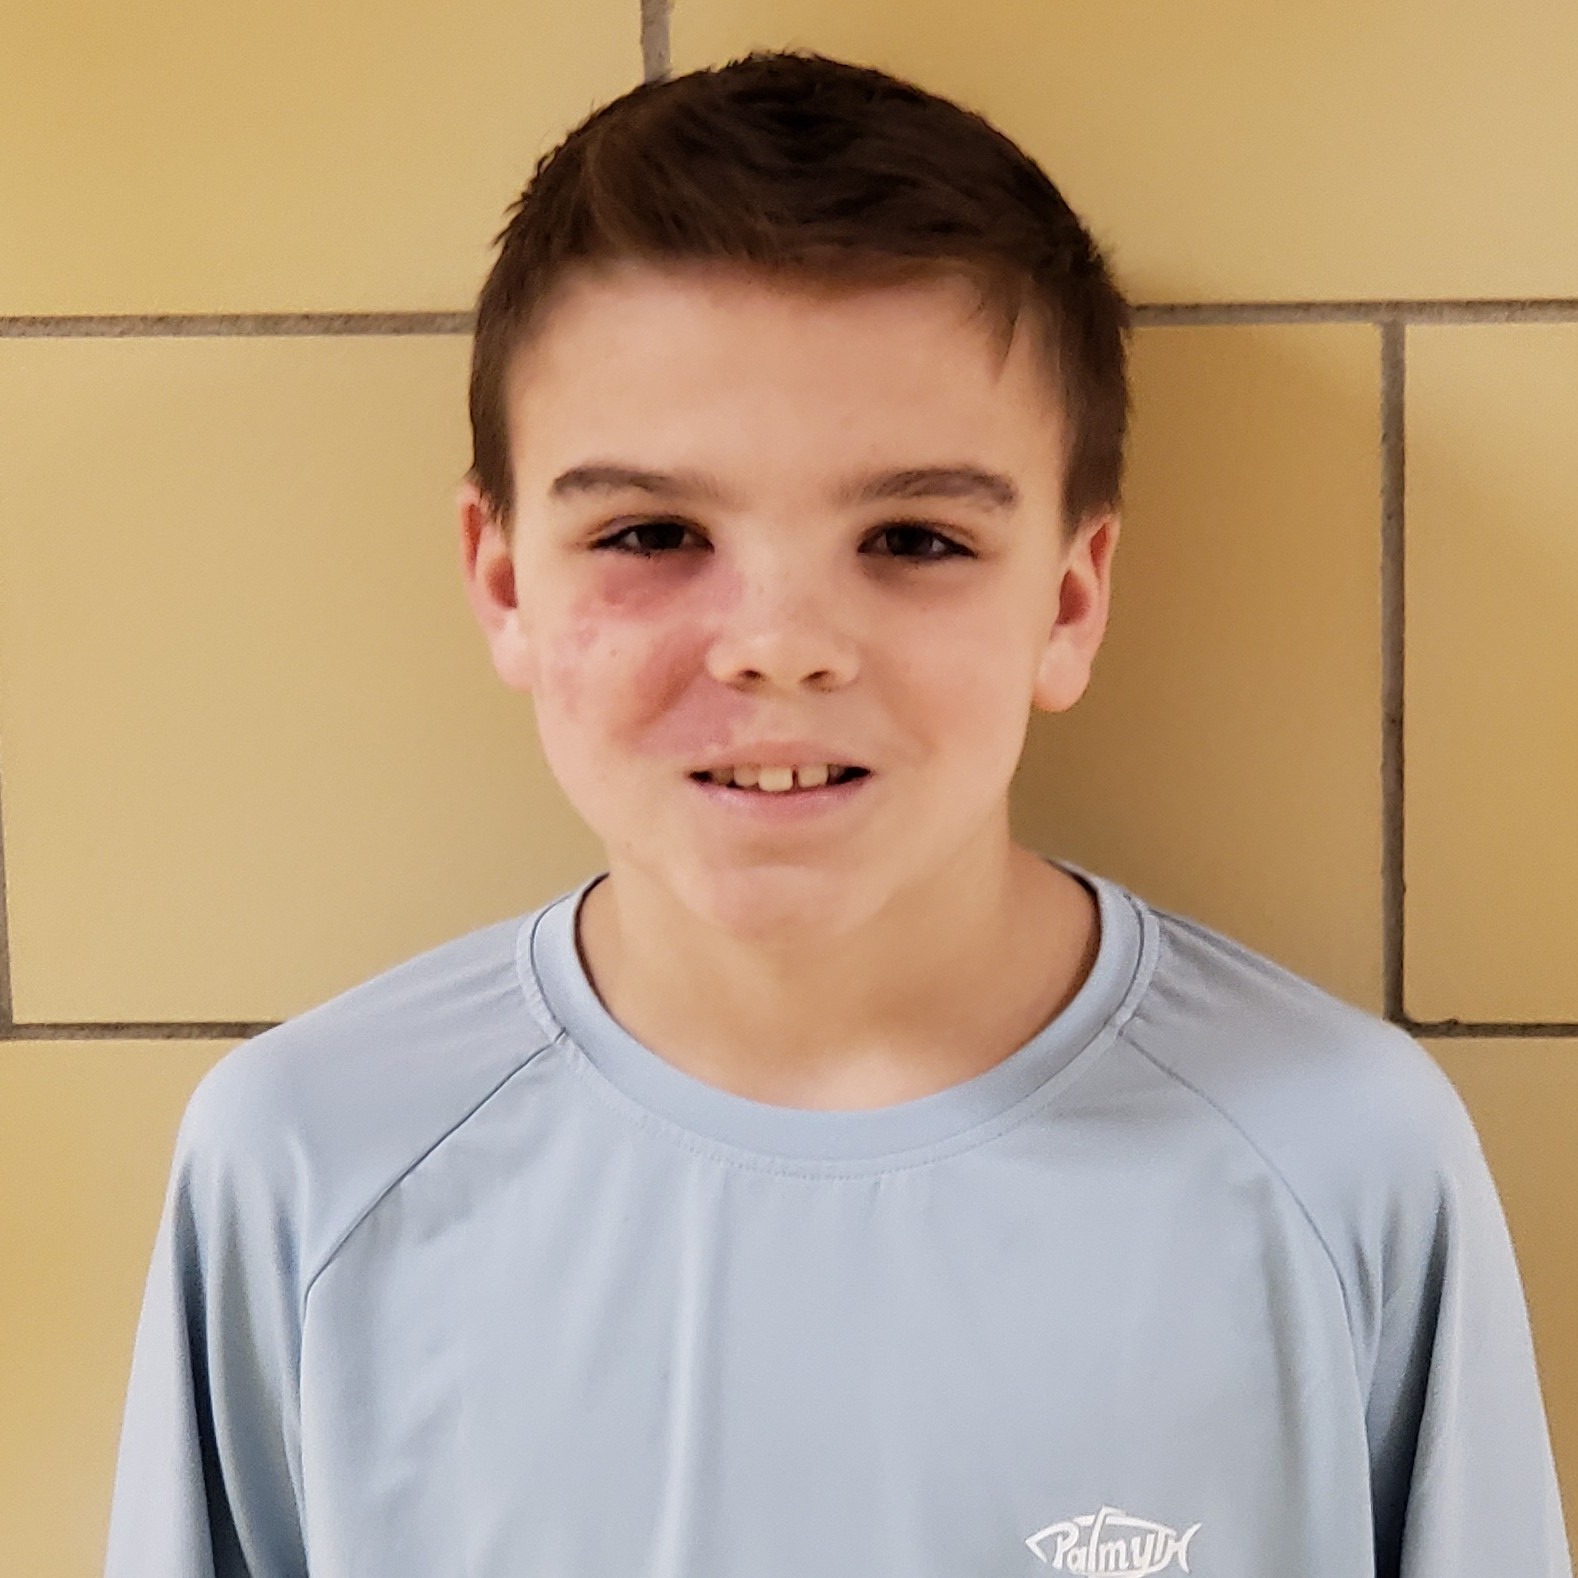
[
  {"left": 0, "top": 0, "right": 638, "bottom": 314},
  {"left": 673, "top": 0, "right": 1578, "bottom": 303},
  {"left": 1403, "top": 326, "right": 1578, "bottom": 1023},
  {"left": 0, "top": 336, "right": 605, "bottom": 1023},
  {"left": 1014, "top": 324, "right": 1385, "bottom": 1011},
  {"left": 0, "top": 1040, "right": 234, "bottom": 1578},
  {"left": 1426, "top": 1039, "right": 1578, "bottom": 1539}
]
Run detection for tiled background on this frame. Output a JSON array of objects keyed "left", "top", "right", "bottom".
[{"left": 2, "top": 0, "right": 1574, "bottom": 1569}]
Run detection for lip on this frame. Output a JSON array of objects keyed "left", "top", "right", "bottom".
[{"left": 687, "top": 770, "right": 876, "bottom": 819}]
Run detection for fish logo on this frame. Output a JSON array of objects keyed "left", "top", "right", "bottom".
[{"left": 1025, "top": 1504, "right": 1202, "bottom": 1575}]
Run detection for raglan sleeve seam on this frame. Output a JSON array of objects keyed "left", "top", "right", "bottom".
[
  {"left": 1119, "top": 1030, "right": 1366, "bottom": 1381},
  {"left": 297, "top": 1031, "right": 560, "bottom": 1315}
]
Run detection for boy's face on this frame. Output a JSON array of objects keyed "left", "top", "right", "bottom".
[{"left": 459, "top": 260, "right": 1118, "bottom": 932}]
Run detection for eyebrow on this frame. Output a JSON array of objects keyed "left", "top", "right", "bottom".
[
  {"left": 549, "top": 464, "right": 729, "bottom": 505},
  {"left": 548, "top": 462, "right": 1020, "bottom": 512},
  {"left": 840, "top": 466, "right": 1020, "bottom": 511}
]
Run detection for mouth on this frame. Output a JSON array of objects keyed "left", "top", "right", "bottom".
[
  {"left": 681, "top": 766, "right": 877, "bottom": 826},
  {"left": 687, "top": 766, "right": 872, "bottom": 792}
]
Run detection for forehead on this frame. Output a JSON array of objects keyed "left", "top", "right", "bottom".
[{"left": 505, "top": 261, "right": 1065, "bottom": 461}]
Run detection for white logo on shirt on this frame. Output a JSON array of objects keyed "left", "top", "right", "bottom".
[{"left": 1025, "top": 1504, "right": 1202, "bottom": 1574}]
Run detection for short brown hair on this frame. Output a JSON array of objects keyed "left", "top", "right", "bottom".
[{"left": 469, "top": 51, "right": 1131, "bottom": 540}]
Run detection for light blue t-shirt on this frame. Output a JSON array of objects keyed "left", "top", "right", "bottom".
[{"left": 104, "top": 855, "right": 1572, "bottom": 1577}]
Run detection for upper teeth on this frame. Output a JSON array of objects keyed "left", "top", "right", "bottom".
[{"left": 705, "top": 764, "right": 850, "bottom": 791}]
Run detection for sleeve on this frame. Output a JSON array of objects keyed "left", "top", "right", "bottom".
[
  {"left": 1362, "top": 1058, "right": 1572, "bottom": 1578},
  {"left": 104, "top": 1059, "right": 310, "bottom": 1578}
]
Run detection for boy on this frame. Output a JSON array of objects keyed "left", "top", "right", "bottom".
[{"left": 105, "top": 51, "right": 1570, "bottom": 1577}]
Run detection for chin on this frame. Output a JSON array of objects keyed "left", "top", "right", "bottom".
[{"left": 678, "top": 864, "right": 874, "bottom": 929}]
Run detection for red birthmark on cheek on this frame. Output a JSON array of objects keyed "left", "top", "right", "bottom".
[
  {"left": 558, "top": 567, "right": 766, "bottom": 771},
  {"left": 638, "top": 564, "right": 764, "bottom": 768},
  {"left": 540, "top": 582, "right": 660, "bottom": 719},
  {"left": 633, "top": 625, "right": 756, "bottom": 767},
  {"left": 541, "top": 580, "right": 706, "bottom": 744},
  {"left": 538, "top": 610, "right": 596, "bottom": 722}
]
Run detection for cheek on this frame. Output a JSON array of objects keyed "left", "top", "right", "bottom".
[
  {"left": 914, "top": 609, "right": 1031, "bottom": 716},
  {"left": 536, "top": 569, "right": 669, "bottom": 712},
  {"left": 535, "top": 605, "right": 598, "bottom": 725},
  {"left": 535, "top": 564, "right": 1034, "bottom": 777},
  {"left": 906, "top": 613, "right": 1042, "bottom": 786},
  {"left": 533, "top": 574, "right": 754, "bottom": 763}
]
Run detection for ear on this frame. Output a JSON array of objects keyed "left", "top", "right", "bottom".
[
  {"left": 457, "top": 478, "right": 535, "bottom": 694},
  {"left": 1030, "top": 510, "right": 1121, "bottom": 715}
]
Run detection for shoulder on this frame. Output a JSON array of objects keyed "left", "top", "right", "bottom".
[
  {"left": 1123, "top": 894, "right": 1487, "bottom": 1346},
  {"left": 1131, "top": 896, "right": 1475, "bottom": 1180},
  {"left": 172, "top": 909, "right": 559, "bottom": 1286}
]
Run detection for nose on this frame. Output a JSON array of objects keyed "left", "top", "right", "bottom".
[{"left": 702, "top": 559, "right": 859, "bottom": 691}]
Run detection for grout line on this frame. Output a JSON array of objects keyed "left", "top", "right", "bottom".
[
  {"left": 0, "top": 312, "right": 473, "bottom": 339},
  {"left": 1, "top": 300, "right": 1575, "bottom": 339},
  {"left": 1380, "top": 319, "right": 1407, "bottom": 1024},
  {"left": 2, "top": 1022, "right": 276, "bottom": 1042},
  {"left": 0, "top": 752, "right": 11, "bottom": 1030},
  {"left": 1400, "top": 1021, "right": 1578, "bottom": 1038},
  {"left": 641, "top": 0, "right": 671, "bottom": 82},
  {"left": 1134, "top": 299, "right": 1578, "bottom": 325}
]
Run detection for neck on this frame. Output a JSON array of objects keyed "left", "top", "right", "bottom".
[{"left": 573, "top": 838, "right": 1098, "bottom": 1109}]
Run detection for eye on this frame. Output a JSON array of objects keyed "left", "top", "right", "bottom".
[
  {"left": 590, "top": 518, "right": 700, "bottom": 557},
  {"left": 868, "top": 522, "right": 973, "bottom": 562},
  {"left": 588, "top": 518, "right": 973, "bottom": 562}
]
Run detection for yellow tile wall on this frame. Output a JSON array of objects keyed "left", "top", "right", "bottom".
[
  {"left": 0, "top": 335, "right": 604, "bottom": 1024},
  {"left": 0, "top": 0, "right": 640, "bottom": 314},
  {"left": 672, "top": 0, "right": 1578, "bottom": 304},
  {"left": 1014, "top": 323, "right": 1386, "bottom": 1011},
  {"left": 1403, "top": 325, "right": 1578, "bottom": 1023},
  {"left": 4, "top": 0, "right": 1575, "bottom": 1570},
  {"left": 0, "top": 1042, "right": 234, "bottom": 1578}
]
